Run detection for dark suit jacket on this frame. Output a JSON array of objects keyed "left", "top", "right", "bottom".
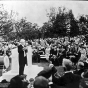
[
  {"left": 37, "top": 66, "right": 57, "bottom": 79},
  {"left": 18, "top": 45, "right": 27, "bottom": 66},
  {"left": 52, "top": 72, "right": 81, "bottom": 88}
]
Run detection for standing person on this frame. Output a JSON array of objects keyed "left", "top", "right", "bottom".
[
  {"left": 79, "top": 45, "right": 87, "bottom": 62},
  {"left": 45, "top": 45, "right": 50, "bottom": 61},
  {"left": 18, "top": 39, "right": 28, "bottom": 75},
  {"left": 27, "top": 40, "right": 33, "bottom": 67}
]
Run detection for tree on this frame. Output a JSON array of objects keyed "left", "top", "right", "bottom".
[
  {"left": 78, "top": 15, "right": 88, "bottom": 35},
  {"left": 41, "top": 22, "right": 53, "bottom": 38},
  {"left": 45, "top": 7, "right": 80, "bottom": 37},
  {"left": 0, "top": 4, "right": 17, "bottom": 41},
  {"left": 15, "top": 18, "right": 41, "bottom": 40},
  {"left": 68, "top": 10, "right": 79, "bottom": 36}
]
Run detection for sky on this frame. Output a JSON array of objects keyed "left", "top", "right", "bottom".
[{"left": 0, "top": 1, "right": 88, "bottom": 27}]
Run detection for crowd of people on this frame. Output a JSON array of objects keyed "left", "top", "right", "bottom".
[{"left": 0, "top": 35, "right": 88, "bottom": 88}]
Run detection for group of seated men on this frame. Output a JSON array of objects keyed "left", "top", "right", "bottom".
[
  {"left": 1, "top": 61, "right": 88, "bottom": 88},
  {"left": 1, "top": 36, "right": 88, "bottom": 88}
]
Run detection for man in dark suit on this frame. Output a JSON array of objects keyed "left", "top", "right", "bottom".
[
  {"left": 52, "top": 65, "right": 82, "bottom": 88},
  {"left": 37, "top": 64, "right": 57, "bottom": 79},
  {"left": 18, "top": 39, "right": 27, "bottom": 75},
  {"left": 8, "top": 74, "right": 29, "bottom": 88}
]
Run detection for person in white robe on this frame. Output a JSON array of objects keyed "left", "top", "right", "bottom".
[
  {"left": 10, "top": 45, "right": 19, "bottom": 73},
  {"left": 45, "top": 45, "right": 50, "bottom": 61},
  {"left": 27, "top": 41, "right": 33, "bottom": 67},
  {"left": 78, "top": 45, "right": 87, "bottom": 62}
]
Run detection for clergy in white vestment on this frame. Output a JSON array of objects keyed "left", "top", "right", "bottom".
[
  {"left": 45, "top": 45, "right": 50, "bottom": 61},
  {"left": 27, "top": 41, "right": 33, "bottom": 67},
  {"left": 79, "top": 45, "right": 87, "bottom": 62}
]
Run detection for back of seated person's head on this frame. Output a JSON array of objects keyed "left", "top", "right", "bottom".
[
  {"left": 8, "top": 75, "right": 22, "bottom": 88},
  {"left": 63, "top": 58, "right": 72, "bottom": 71},
  {"left": 8, "top": 75, "right": 28, "bottom": 88},
  {"left": 34, "top": 76, "right": 49, "bottom": 88}
]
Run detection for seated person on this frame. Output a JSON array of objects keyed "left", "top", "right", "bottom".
[
  {"left": 52, "top": 63, "right": 82, "bottom": 88},
  {"left": 62, "top": 58, "right": 73, "bottom": 70},
  {"left": 33, "top": 76, "right": 49, "bottom": 88},
  {"left": 83, "top": 59, "right": 88, "bottom": 69},
  {"left": 77, "top": 58, "right": 88, "bottom": 70},
  {"left": 74, "top": 62, "right": 85, "bottom": 76},
  {"left": 80, "top": 70, "right": 88, "bottom": 88},
  {"left": 8, "top": 75, "right": 29, "bottom": 88},
  {"left": 32, "top": 49, "right": 40, "bottom": 63},
  {"left": 37, "top": 64, "right": 57, "bottom": 79},
  {"left": 81, "top": 69, "right": 88, "bottom": 78},
  {"left": 49, "top": 55, "right": 59, "bottom": 66}
]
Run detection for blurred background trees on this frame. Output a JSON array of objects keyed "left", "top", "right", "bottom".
[
  {"left": 42, "top": 7, "right": 80, "bottom": 38},
  {"left": 0, "top": 4, "right": 88, "bottom": 41}
]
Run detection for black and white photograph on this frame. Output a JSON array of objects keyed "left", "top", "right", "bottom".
[{"left": 0, "top": 0, "right": 88, "bottom": 88}]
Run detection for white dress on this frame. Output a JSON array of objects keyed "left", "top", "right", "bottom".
[
  {"left": 80, "top": 48, "right": 87, "bottom": 61},
  {"left": 45, "top": 48, "right": 50, "bottom": 61},
  {"left": 27, "top": 45, "right": 33, "bottom": 67}
]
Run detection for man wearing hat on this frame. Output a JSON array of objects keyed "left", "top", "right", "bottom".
[{"left": 18, "top": 39, "right": 28, "bottom": 75}]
